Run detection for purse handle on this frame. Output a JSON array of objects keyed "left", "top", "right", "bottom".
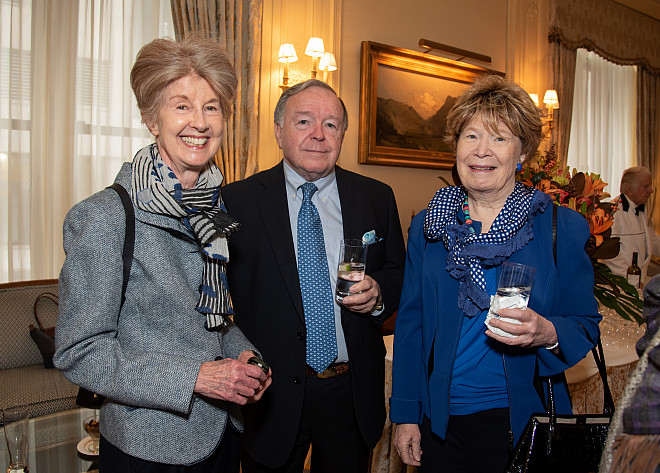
[
  {"left": 547, "top": 204, "right": 615, "bottom": 420},
  {"left": 33, "top": 292, "right": 59, "bottom": 331}
]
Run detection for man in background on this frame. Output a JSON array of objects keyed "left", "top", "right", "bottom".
[
  {"left": 606, "top": 166, "right": 660, "bottom": 284},
  {"left": 222, "top": 79, "right": 405, "bottom": 473}
]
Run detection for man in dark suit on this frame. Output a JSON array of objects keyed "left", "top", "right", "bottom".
[{"left": 222, "top": 79, "right": 405, "bottom": 473}]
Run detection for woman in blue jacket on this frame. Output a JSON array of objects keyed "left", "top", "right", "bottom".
[{"left": 390, "top": 75, "right": 600, "bottom": 472}]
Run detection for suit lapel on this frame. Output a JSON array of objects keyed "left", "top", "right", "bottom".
[
  {"left": 336, "top": 167, "right": 367, "bottom": 240},
  {"left": 335, "top": 167, "right": 369, "bottom": 328},
  {"left": 255, "top": 164, "right": 305, "bottom": 322}
]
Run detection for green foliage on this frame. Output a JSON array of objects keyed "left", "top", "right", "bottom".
[{"left": 593, "top": 262, "right": 645, "bottom": 325}]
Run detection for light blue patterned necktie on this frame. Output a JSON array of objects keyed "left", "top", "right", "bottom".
[{"left": 297, "top": 182, "right": 337, "bottom": 373}]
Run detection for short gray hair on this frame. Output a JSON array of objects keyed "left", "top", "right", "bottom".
[
  {"left": 274, "top": 79, "right": 348, "bottom": 131},
  {"left": 621, "top": 166, "right": 652, "bottom": 193}
]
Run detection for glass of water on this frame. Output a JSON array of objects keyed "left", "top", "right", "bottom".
[
  {"left": 335, "top": 239, "right": 368, "bottom": 303},
  {"left": 497, "top": 261, "right": 535, "bottom": 308},
  {"left": 486, "top": 261, "right": 535, "bottom": 337}
]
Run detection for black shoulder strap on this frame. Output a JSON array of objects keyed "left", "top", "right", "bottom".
[
  {"left": 552, "top": 203, "right": 558, "bottom": 266},
  {"left": 552, "top": 202, "right": 615, "bottom": 415},
  {"left": 108, "top": 183, "right": 135, "bottom": 306}
]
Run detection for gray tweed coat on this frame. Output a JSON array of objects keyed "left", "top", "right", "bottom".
[{"left": 54, "top": 161, "right": 256, "bottom": 465}]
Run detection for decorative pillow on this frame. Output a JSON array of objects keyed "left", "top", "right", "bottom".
[{"left": 29, "top": 324, "right": 55, "bottom": 369}]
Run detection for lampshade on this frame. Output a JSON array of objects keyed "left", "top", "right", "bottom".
[
  {"left": 319, "top": 52, "right": 337, "bottom": 72},
  {"left": 305, "top": 37, "right": 325, "bottom": 57},
  {"left": 278, "top": 43, "right": 298, "bottom": 63},
  {"left": 528, "top": 93, "right": 539, "bottom": 107},
  {"left": 543, "top": 89, "right": 559, "bottom": 109}
]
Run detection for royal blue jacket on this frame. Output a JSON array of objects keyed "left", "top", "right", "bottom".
[{"left": 390, "top": 203, "right": 601, "bottom": 443}]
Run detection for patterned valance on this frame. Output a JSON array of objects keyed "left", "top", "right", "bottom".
[{"left": 549, "top": 0, "right": 660, "bottom": 74}]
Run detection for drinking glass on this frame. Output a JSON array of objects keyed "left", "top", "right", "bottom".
[
  {"left": 3, "top": 406, "right": 29, "bottom": 473},
  {"left": 497, "top": 261, "right": 535, "bottom": 307},
  {"left": 335, "top": 239, "right": 368, "bottom": 303},
  {"left": 486, "top": 262, "right": 535, "bottom": 337},
  {"left": 83, "top": 415, "right": 100, "bottom": 455}
]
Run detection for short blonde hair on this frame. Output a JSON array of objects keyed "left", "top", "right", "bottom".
[
  {"left": 130, "top": 35, "right": 237, "bottom": 127},
  {"left": 444, "top": 75, "right": 543, "bottom": 160}
]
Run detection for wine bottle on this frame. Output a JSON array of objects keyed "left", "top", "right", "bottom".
[{"left": 626, "top": 252, "right": 641, "bottom": 288}]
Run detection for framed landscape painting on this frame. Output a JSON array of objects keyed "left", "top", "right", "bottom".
[{"left": 358, "top": 41, "right": 502, "bottom": 170}]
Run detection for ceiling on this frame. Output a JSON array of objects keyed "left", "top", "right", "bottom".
[{"left": 614, "top": 0, "right": 660, "bottom": 21}]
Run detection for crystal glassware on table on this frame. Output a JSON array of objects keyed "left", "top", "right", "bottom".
[
  {"left": 335, "top": 239, "right": 368, "bottom": 303},
  {"left": 485, "top": 261, "right": 535, "bottom": 337},
  {"left": 3, "top": 406, "right": 29, "bottom": 473}
]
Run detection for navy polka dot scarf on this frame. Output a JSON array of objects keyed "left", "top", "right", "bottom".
[
  {"left": 423, "top": 181, "right": 551, "bottom": 317},
  {"left": 131, "top": 143, "right": 240, "bottom": 330}
]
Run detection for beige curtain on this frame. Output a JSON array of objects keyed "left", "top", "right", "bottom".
[
  {"left": 30, "top": 0, "right": 79, "bottom": 280},
  {"left": 549, "top": 0, "right": 660, "bottom": 227},
  {"left": 548, "top": 30, "right": 576, "bottom": 166},
  {"left": 170, "top": 0, "right": 263, "bottom": 184},
  {"left": 638, "top": 71, "right": 660, "bottom": 230}
]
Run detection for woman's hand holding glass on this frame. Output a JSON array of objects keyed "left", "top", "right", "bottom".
[
  {"left": 485, "top": 307, "right": 558, "bottom": 349},
  {"left": 194, "top": 350, "right": 272, "bottom": 404}
]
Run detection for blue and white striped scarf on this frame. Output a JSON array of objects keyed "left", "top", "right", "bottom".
[
  {"left": 131, "top": 143, "right": 239, "bottom": 330},
  {"left": 423, "top": 181, "right": 550, "bottom": 317}
]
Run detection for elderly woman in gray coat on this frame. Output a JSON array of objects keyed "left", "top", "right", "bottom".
[{"left": 54, "top": 36, "right": 271, "bottom": 472}]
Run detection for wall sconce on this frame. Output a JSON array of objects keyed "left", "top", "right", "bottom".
[
  {"left": 528, "top": 93, "right": 539, "bottom": 107},
  {"left": 319, "top": 52, "right": 337, "bottom": 83},
  {"left": 543, "top": 89, "right": 559, "bottom": 139},
  {"left": 527, "top": 89, "right": 559, "bottom": 143},
  {"left": 305, "top": 37, "right": 325, "bottom": 79},
  {"left": 278, "top": 38, "right": 337, "bottom": 89},
  {"left": 278, "top": 43, "right": 298, "bottom": 88}
]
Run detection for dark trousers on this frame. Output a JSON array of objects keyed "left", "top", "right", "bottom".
[
  {"left": 241, "top": 371, "right": 369, "bottom": 473},
  {"left": 419, "top": 408, "right": 512, "bottom": 473},
  {"left": 99, "top": 426, "right": 240, "bottom": 473}
]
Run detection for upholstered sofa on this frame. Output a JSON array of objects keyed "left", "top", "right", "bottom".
[{"left": 0, "top": 279, "right": 78, "bottom": 420}]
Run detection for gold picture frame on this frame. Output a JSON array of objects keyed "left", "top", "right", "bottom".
[{"left": 358, "top": 41, "right": 502, "bottom": 170}]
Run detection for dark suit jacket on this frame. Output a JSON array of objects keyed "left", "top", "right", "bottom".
[{"left": 222, "top": 162, "right": 405, "bottom": 467}]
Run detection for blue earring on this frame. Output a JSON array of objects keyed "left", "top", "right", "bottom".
[{"left": 516, "top": 162, "right": 522, "bottom": 172}]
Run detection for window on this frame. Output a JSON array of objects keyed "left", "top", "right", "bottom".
[
  {"left": 566, "top": 48, "right": 637, "bottom": 199},
  {"left": 0, "top": 0, "right": 173, "bottom": 282}
]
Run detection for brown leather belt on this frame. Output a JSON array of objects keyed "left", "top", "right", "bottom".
[{"left": 305, "top": 362, "right": 349, "bottom": 379}]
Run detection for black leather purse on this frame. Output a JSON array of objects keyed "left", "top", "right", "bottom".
[
  {"left": 505, "top": 339, "right": 614, "bottom": 473},
  {"left": 506, "top": 204, "right": 614, "bottom": 473}
]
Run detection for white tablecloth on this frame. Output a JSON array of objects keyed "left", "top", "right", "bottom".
[
  {"left": 566, "top": 305, "right": 645, "bottom": 414},
  {"left": 565, "top": 306, "right": 644, "bottom": 384}
]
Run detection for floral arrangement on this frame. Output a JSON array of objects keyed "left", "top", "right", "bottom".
[{"left": 517, "top": 145, "right": 644, "bottom": 324}]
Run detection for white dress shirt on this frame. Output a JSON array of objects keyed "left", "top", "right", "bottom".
[
  {"left": 283, "top": 161, "right": 349, "bottom": 363},
  {"left": 605, "top": 194, "right": 660, "bottom": 284}
]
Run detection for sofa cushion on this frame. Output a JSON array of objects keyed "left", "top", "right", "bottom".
[{"left": 0, "top": 364, "right": 78, "bottom": 420}]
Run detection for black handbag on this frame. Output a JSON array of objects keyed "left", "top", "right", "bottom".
[
  {"left": 29, "top": 292, "right": 59, "bottom": 368},
  {"left": 506, "top": 204, "right": 614, "bottom": 473},
  {"left": 505, "top": 337, "right": 615, "bottom": 473}
]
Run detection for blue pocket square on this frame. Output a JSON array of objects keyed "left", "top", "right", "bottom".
[{"left": 362, "top": 230, "right": 382, "bottom": 245}]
